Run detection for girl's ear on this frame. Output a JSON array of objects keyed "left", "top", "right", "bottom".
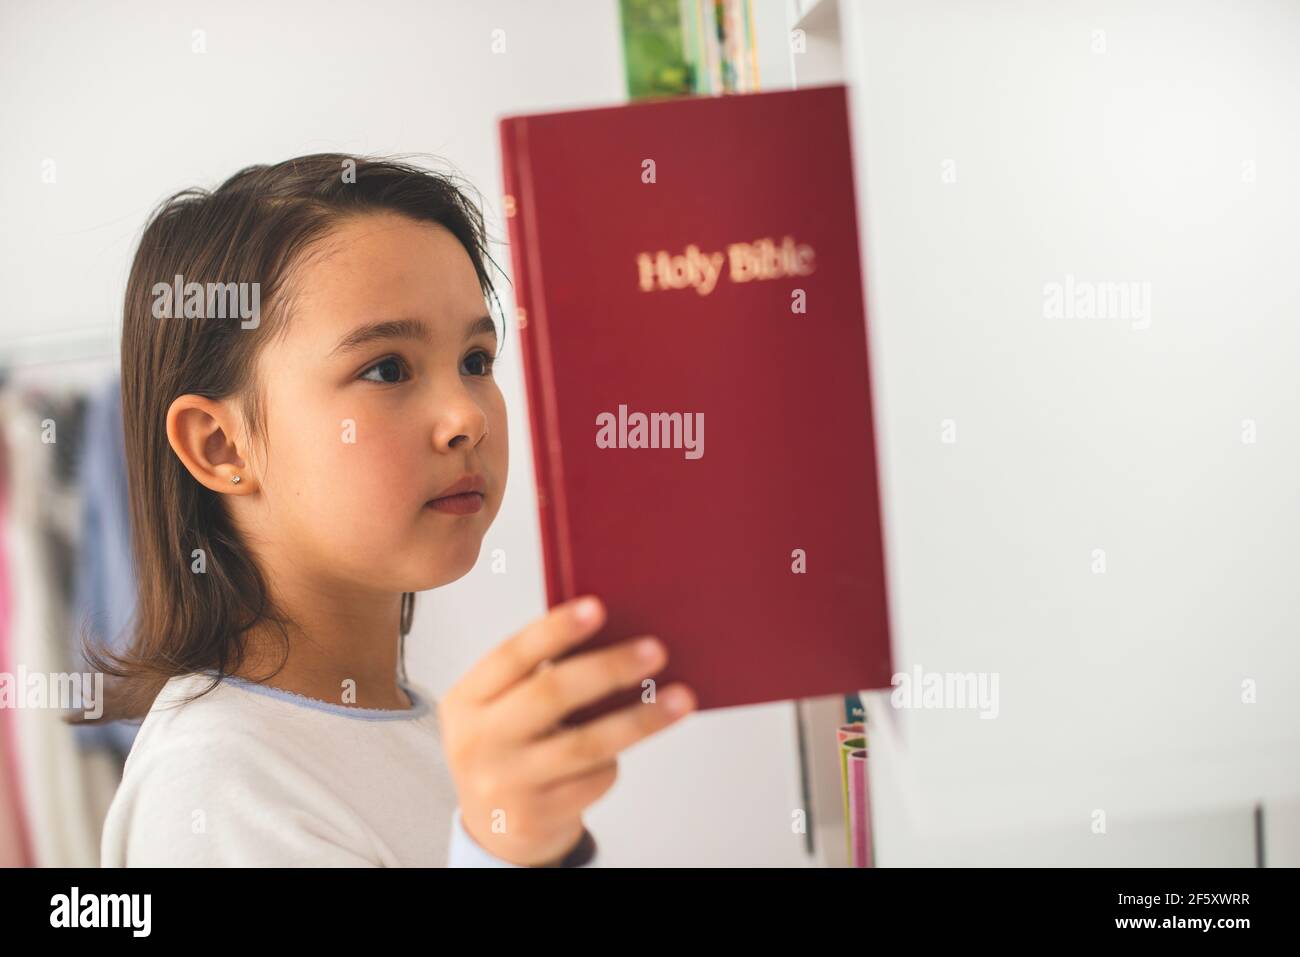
[{"left": 166, "top": 393, "right": 256, "bottom": 494}]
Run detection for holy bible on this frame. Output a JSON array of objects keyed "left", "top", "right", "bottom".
[{"left": 498, "top": 85, "right": 892, "bottom": 723}]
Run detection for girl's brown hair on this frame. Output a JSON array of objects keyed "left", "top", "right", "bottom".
[{"left": 69, "top": 153, "right": 504, "bottom": 726}]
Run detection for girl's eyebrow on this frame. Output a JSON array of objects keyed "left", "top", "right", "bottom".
[{"left": 328, "top": 315, "right": 497, "bottom": 358}]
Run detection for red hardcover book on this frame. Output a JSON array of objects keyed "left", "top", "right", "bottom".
[{"left": 498, "top": 85, "right": 892, "bottom": 722}]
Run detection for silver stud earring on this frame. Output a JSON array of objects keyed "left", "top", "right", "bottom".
[{"left": 231, "top": 475, "right": 242, "bottom": 484}]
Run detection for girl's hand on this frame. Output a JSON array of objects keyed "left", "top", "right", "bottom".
[{"left": 438, "top": 595, "right": 696, "bottom": 866}]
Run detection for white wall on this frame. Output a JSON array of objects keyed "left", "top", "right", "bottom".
[{"left": 0, "top": 0, "right": 810, "bottom": 866}]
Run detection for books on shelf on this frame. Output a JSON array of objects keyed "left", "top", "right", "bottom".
[{"left": 620, "top": 0, "right": 760, "bottom": 99}]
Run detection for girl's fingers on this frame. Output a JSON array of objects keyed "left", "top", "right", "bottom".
[
  {"left": 486, "top": 635, "right": 669, "bottom": 742},
  {"left": 449, "top": 595, "right": 606, "bottom": 705},
  {"left": 512, "top": 683, "right": 696, "bottom": 788},
  {"left": 532, "top": 759, "right": 620, "bottom": 819}
]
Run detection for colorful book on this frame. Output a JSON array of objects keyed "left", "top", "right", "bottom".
[
  {"left": 498, "top": 86, "right": 892, "bottom": 723},
  {"left": 848, "top": 748, "right": 872, "bottom": 867}
]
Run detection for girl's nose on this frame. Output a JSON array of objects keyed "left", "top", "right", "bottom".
[{"left": 432, "top": 382, "right": 489, "bottom": 451}]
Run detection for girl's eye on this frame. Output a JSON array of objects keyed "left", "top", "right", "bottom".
[
  {"left": 359, "top": 356, "right": 408, "bottom": 384},
  {"left": 463, "top": 349, "right": 496, "bottom": 377}
]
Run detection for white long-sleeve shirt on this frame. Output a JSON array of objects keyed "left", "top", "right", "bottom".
[{"left": 99, "top": 670, "right": 592, "bottom": 867}]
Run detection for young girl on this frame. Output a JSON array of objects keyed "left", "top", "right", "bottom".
[{"left": 85, "top": 154, "right": 697, "bottom": 867}]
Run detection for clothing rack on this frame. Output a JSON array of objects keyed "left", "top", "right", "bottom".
[
  {"left": 0, "top": 328, "right": 120, "bottom": 368},
  {"left": 0, "top": 328, "right": 120, "bottom": 390}
]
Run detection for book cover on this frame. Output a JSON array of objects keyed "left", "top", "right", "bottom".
[{"left": 498, "top": 85, "right": 892, "bottom": 723}]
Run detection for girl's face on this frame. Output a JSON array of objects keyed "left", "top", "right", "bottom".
[{"left": 245, "top": 212, "right": 507, "bottom": 595}]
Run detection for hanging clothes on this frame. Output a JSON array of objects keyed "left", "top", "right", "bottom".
[
  {"left": 71, "top": 376, "right": 141, "bottom": 758},
  {"left": 0, "top": 419, "right": 34, "bottom": 866},
  {"left": 1, "top": 383, "right": 121, "bottom": 866}
]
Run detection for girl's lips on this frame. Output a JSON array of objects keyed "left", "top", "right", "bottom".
[{"left": 424, "top": 492, "right": 485, "bottom": 515}]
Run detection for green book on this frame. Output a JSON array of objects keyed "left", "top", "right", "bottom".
[{"left": 619, "top": 0, "right": 693, "bottom": 100}]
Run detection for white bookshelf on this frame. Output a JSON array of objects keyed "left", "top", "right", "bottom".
[
  {"left": 787, "top": 0, "right": 843, "bottom": 87},
  {"left": 791, "top": 0, "right": 1300, "bottom": 867}
]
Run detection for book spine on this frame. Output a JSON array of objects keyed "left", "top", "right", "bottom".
[
  {"left": 679, "top": 0, "right": 703, "bottom": 94},
  {"left": 724, "top": 0, "right": 742, "bottom": 92},
  {"left": 705, "top": 1, "right": 723, "bottom": 93},
  {"left": 744, "top": 0, "right": 759, "bottom": 91},
  {"left": 499, "top": 117, "right": 567, "bottom": 608},
  {"left": 848, "top": 748, "right": 871, "bottom": 867}
]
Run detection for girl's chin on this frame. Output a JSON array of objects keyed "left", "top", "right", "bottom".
[{"left": 406, "top": 544, "right": 483, "bottom": 590}]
